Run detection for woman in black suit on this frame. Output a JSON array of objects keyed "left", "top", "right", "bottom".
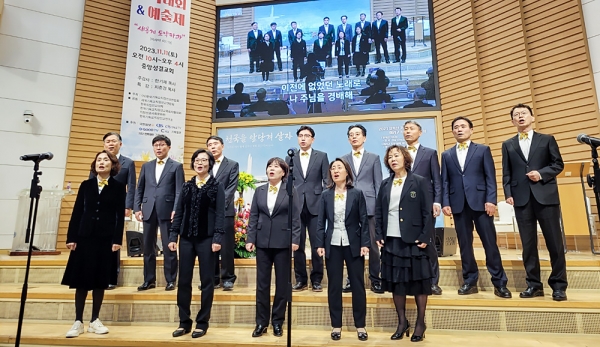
[
  {"left": 351, "top": 26, "right": 370, "bottom": 77},
  {"left": 258, "top": 33, "right": 275, "bottom": 83},
  {"left": 246, "top": 157, "right": 301, "bottom": 338},
  {"left": 375, "top": 145, "right": 433, "bottom": 342},
  {"left": 168, "top": 149, "right": 225, "bottom": 339},
  {"left": 335, "top": 31, "right": 351, "bottom": 78},
  {"left": 316, "top": 158, "right": 369, "bottom": 341},
  {"left": 62, "top": 150, "right": 125, "bottom": 338}
]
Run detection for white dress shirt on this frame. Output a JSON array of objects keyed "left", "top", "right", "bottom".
[
  {"left": 352, "top": 147, "right": 365, "bottom": 173},
  {"left": 355, "top": 34, "right": 362, "bottom": 52},
  {"left": 387, "top": 176, "right": 405, "bottom": 238},
  {"left": 253, "top": 30, "right": 258, "bottom": 38},
  {"left": 212, "top": 155, "right": 224, "bottom": 177},
  {"left": 330, "top": 191, "right": 350, "bottom": 246},
  {"left": 155, "top": 158, "right": 167, "bottom": 182},
  {"left": 360, "top": 21, "right": 366, "bottom": 29},
  {"left": 377, "top": 19, "right": 381, "bottom": 29},
  {"left": 407, "top": 142, "right": 420, "bottom": 163},
  {"left": 97, "top": 176, "right": 108, "bottom": 194},
  {"left": 267, "top": 181, "right": 282, "bottom": 215},
  {"left": 519, "top": 129, "right": 533, "bottom": 160},
  {"left": 456, "top": 140, "right": 471, "bottom": 171},
  {"left": 324, "top": 25, "right": 329, "bottom": 34},
  {"left": 340, "top": 40, "right": 344, "bottom": 52},
  {"left": 319, "top": 39, "right": 324, "bottom": 47},
  {"left": 299, "top": 148, "right": 312, "bottom": 177}
]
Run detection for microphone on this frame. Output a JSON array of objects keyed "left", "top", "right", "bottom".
[
  {"left": 20, "top": 152, "right": 54, "bottom": 162},
  {"left": 287, "top": 147, "right": 297, "bottom": 157},
  {"left": 577, "top": 134, "right": 600, "bottom": 147}
]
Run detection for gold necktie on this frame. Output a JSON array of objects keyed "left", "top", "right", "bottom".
[
  {"left": 197, "top": 179, "right": 206, "bottom": 188},
  {"left": 215, "top": 159, "right": 221, "bottom": 164},
  {"left": 393, "top": 178, "right": 403, "bottom": 186},
  {"left": 407, "top": 146, "right": 416, "bottom": 152},
  {"left": 458, "top": 143, "right": 468, "bottom": 150},
  {"left": 353, "top": 151, "right": 361, "bottom": 158},
  {"left": 519, "top": 132, "right": 529, "bottom": 140},
  {"left": 269, "top": 185, "right": 278, "bottom": 193},
  {"left": 98, "top": 179, "right": 108, "bottom": 188},
  {"left": 301, "top": 152, "right": 309, "bottom": 157},
  {"left": 157, "top": 160, "right": 165, "bottom": 165},
  {"left": 335, "top": 193, "right": 344, "bottom": 201}
]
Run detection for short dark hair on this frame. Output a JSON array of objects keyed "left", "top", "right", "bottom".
[
  {"left": 510, "top": 103, "right": 534, "bottom": 119},
  {"left": 206, "top": 135, "right": 224, "bottom": 145},
  {"left": 190, "top": 149, "right": 215, "bottom": 171},
  {"left": 326, "top": 158, "right": 354, "bottom": 189},
  {"left": 251, "top": 22, "right": 257, "bottom": 26},
  {"left": 396, "top": 7, "right": 402, "bottom": 11},
  {"left": 216, "top": 97, "right": 229, "bottom": 111},
  {"left": 266, "top": 157, "right": 289, "bottom": 179},
  {"left": 347, "top": 124, "right": 367, "bottom": 137},
  {"left": 376, "top": 11, "right": 383, "bottom": 15},
  {"left": 318, "top": 31, "right": 325, "bottom": 37},
  {"left": 90, "top": 150, "right": 120, "bottom": 176},
  {"left": 324, "top": 16, "right": 329, "bottom": 20},
  {"left": 270, "top": 22, "right": 276, "bottom": 27},
  {"left": 103, "top": 132, "right": 122, "bottom": 142},
  {"left": 296, "top": 125, "right": 315, "bottom": 137},
  {"left": 256, "top": 88, "right": 267, "bottom": 100},
  {"left": 341, "top": 15, "right": 347, "bottom": 20},
  {"left": 234, "top": 82, "right": 244, "bottom": 93},
  {"left": 290, "top": 21, "right": 297, "bottom": 25},
  {"left": 338, "top": 31, "right": 345, "bottom": 38},
  {"left": 152, "top": 134, "right": 171, "bottom": 146},
  {"left": 451, "top": 116, "right": 473, "bottom": 129},
  {"left": 360, "top": 13, "right": 366, "bottom": 17},
  {"left": 383, "top": 145, "right": 412, "bottom": 175},
  {"left": 403, "top": 120, "right": 422, "bottom": 131}
]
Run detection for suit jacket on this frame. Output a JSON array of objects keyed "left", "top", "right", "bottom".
[
  {"left": 227, "top": 92, "right": 251, "bottom": 105},
  {"left": 313, "top": 39, "right": 329, "bottom": 61},
  {"left": 213, "top": 157, "right": 239, "bottom": 217},
  {"left": 390, "top": 16, "right": 408, "bottom": 38},
  {"left": 341, "top": 151, "right": 383, "bottom": 216},
  {"left": 287, "top": 28, "right": 303, "bottom": 45},
  {"left": 134, "top": 158, "right": 185, "bottom": 221},
  {"left": 375, "top": 172, "right": 433, "bottom": 244},
  {"left": 403, "top": 101, "right": 433, "bottom": 108},
  {"left": 89, "top": 154, "right": 136, "bottom": 209},
  {"left": 411, "top": 145, "right": 442, "bottom": 204},
  {"left": 502, "top": 132, "right": 564, "bottom": 207},
  {"left": 335, "top": 39, "right": 351, "bottom": 57},
  {"left": 67, "top": 177, "right": 125, "bottom": 244},
  {"left": 246, "top": 182, "right": 301, "bottom": 249},
  {"left": 286, "top": 148, "right": 329, "bottom": 215},
  {"left": 319, "top": 24, "right": 335, "bottom": 44},
  {"left": 216, "top": 110, "right": 235, "bottom": 119},
  {"left": 290, "top": 39, "right": 307, "bottom": 60},
  {"left": 441, "top": 142, "right": 497, "bottom": 214},
  {"left": 355, "top": 21, "right": 372, "bottom": 39},
  {"left": 351, "top": 34, "right": 370, "bottom": 54},
  {"left": 258, "top": 41, "right": 275, "bottom": 62},
  {"left": 316, "top": 187, "right": 369, "bottom": 259},
  {"left": 371, "top": 19, "right": 388, "bottom": 40},
  {"left": 337, "top": 23, "right": 353, "bottom": 42},
  {"left": 268, "top": 29, "right": 283, "bottom": 48},
  {"left": 169, "top": 177, "right": 225, "bottom": 244},
  {"left": 247, "top": 30, "right": 263, "bottom": 51}
]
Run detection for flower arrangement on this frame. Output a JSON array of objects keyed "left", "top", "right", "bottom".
[{"left": 234, "top": 172, "right": 258, "bottom": 258}]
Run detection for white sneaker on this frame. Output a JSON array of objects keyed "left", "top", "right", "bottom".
[
  {"left": 88, "top": 318, "right": 109, "bottom": 334},
  {"left": 66, "top": 320, "right": 84, "bottom": 338}
]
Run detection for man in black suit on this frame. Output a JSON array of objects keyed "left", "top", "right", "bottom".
[
  {"left": 502, "top": 104, "right": 568, "bottom": 301},
  {"left": 355, "top": 13, "right": 372, "bottom": 65},
  {"left": 318, "top": 17, "right": 335, "bottom": 67},
  {"left": 207, "top": 136, "right": 240, "bottom": 291},
  {"left": 134, "top": 135, "right": 185, "bottom": 291},
  {"left": 337, "top": 15, "right": 353, "bottom": 43},
  {"left": 441, "top": 117, "right": 511, "bottom": 298},
  {"left": 247, "top": 22, "right": 262, "bottom": 73},
  {"left": 371, "top": 11, "right": 390, "bottom": 64},
  {"left": 89, "top": 132, "right": 136, "bottom": 290},
  {"left": 227, "top": 82, "right": 251, "bottom": 105},
  {"left": 269, "top": 22, "right": 283, "bottom": 71},
  {"left": 286, "top": 126, "right": 329, "bottom": 292},
  {"left": 403, "top": 121, "right": 442, "bottom": 295},
  {"left": 391, "top": 7, "right": 408, "bottom": 63},
  {"left": 287, "top": 21, "right": 303, "bottom": 47}
]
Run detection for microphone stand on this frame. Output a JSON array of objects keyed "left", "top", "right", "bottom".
[
  {"left": 229, "top": 49, "right": 234, "bottom": 94},
  {"left": 585, "top": 146, "right": 600, "bottom": 254},
  {"left": 15, "top": 161, "right": 44, "bottom": 347},
  {"left": 285, "top": 149, "right": 295, "bottom": 347}
]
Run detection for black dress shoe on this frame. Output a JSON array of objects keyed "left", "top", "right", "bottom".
[
  {"left": 552, "top": 290, "right": 567, "bottom": 301},
  {"left": 410, "top": 327, "right": 426, "bottom": 342},
  {"left": 494, "top": 286, "right": 512, "bottom": 298},
  {"left": 371, "top": 282, "right": 384, "bottom": 294},
  {"left": 457, "top": 283, "right": 478, "bottom": 295},
  {"left": 393, "top": 60, "right": 399, "bottom": 63},
  {"left": 357, "top": 329, "right": 368, "bottom": 341},
  {"left": 107, "top": 284, "right": 116, "bottom": 290},
  {"left": 355, "top": 72, "right": 361, "bottom": 77},
  {"left": 165, "top": 282, "right": 175, "bottom": 291},
  {"left": 172, "top": 327, "right": 190, "bottom": 337},
  {"left": 342, "top": 280, "right": 352, "bottom": 293},
  {"left": 192, "top": 329, "right": 207, "bottom": 338},
  {"left": 223, "top": 282, "right": 234, "bottom": 291},
  {"left": 292, "top": 282, "right": 307, "bottom": 292},
  {"left": 431, "top": 284, "right": 442, "bottom": 295},
  {"left": 401, "top": 59, "right": 406, "bottom": 63},
  {"left": 331, "top": 329, "right": 341, "bottom": 340},
  {"left": 520, "top": 287, "right": 544, "bottom": 298},
  {"left": 252, "top": 324, "right": 267, "bottom": 337},
  {"left": 137, "top": 282, "right": 156, "bottom": 291},
  {"left": 312, "top": 282, "right": 323, "bottom": 292},
  {"left": 391, "top": 322, "right": 410, "bottom": 340},
  {"left": 214, "top": 283, "right": 222, "bottom": 289},
  {"left": 385, "top": 60, "right": 390, "bottom": 64},
  {"left": 273, "top": 324, "right": 283, "bottom": 337}
]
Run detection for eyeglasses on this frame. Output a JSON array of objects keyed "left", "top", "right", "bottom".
[
  {"left": 194, "top": 158, "right": 209, "bottom": 164},
  {"left": 297, "top": 134, "right": 312, "bottom": 139}
]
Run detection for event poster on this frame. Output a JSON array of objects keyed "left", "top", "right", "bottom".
[
  {"left": 119, "top": 0, "right": 191, "bottom": 162},
  {"left": 217, "top": 118, "right": 443, "bottom": 227}
]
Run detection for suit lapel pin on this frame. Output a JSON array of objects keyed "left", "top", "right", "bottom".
[{"left": 410, "top": 191, "right": 417, "bottom": 198}]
